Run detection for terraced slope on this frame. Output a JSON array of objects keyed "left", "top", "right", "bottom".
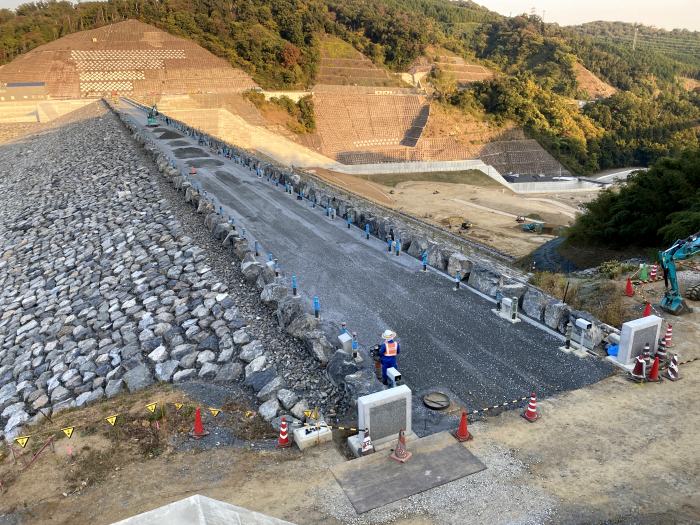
[{"left": 0, "top": 20, "right": 257, "bottom": 99}]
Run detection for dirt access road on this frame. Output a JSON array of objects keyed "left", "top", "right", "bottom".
[
  {"left": 2, "top": 311, "right": 698, "bottom": 525},
  {"left": 312, "top": 169, "right": 594, "bottom": 258}
]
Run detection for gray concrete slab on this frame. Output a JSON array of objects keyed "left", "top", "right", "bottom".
[
  {"left": 331, "top": 431, "right": 486, "bottom": 514},
  {"left": 119, "top": 104, "right": 614, "bottom": 411}
]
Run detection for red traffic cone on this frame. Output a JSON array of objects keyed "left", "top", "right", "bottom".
[
  {"left": 189, "top": 166, "right": 197, "bottom": 175},
  {"left": 625, "top": 278, "right": 634, "bottom": 297},
  {"left": 665, "top": 354, "right": 680, "bottom": 381},
  {"left": 453, "top": 410, "right": 473, "bottom": 442},
  {"left": 629, "top": 354, "right": 646, "bottom": 382},
  {"left": 189, "top": 407, "right": 209, "bottom": 439},
  {"left": 664, "top": 324, "right": 673, "bottom": 348},
  {"left": 642, "top": 302, "right": 652, "bottom": 317},
  {"left": 647, "top": 356, "right": 662, "bottom": 382},
  {"left": 521, "top": 392, "right": 540, "bottom": 422},
  {"left": 276, "top": 417, "right": 292, "bottom": 448},
  {"left": 390, "top": 429, "right": 412, "bottom": 463}
]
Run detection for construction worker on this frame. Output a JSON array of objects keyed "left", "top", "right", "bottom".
[{"left": 379, "top": 329, "right": 400, "bottom": 385}]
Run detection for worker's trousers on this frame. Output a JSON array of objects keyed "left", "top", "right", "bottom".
[{"left": 381, "top": 356, "right": 397, "bottom": 383}]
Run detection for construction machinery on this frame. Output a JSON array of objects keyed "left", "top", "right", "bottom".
[
  {"left": 147, "top": 104, "right": 158, "bottom": 127},
  {"left": 659, "top": 231, "right": 700, "bottom": 314}
]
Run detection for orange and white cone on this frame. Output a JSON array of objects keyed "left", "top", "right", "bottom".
[
  {"left": 276, "top": 416, "right": 292, "bottom": 448},
  {"left": 521, "top": 392, "right": 540, "bottom": 422},
  {"left": 650, "top": 264, "right": 658, "bottom": 281},
  {"left": 647, "top": 356, "right": 662, "bottom": 383},
  {"left": 390, "top": 429, "right": 412, "bottom": 463},
  {"left": 189, "top": 407, "right": 209, "bottom": 439},
  {"left": 664, "top": 324, "right": 673, "bottom": 348},
  {"left": 453, "top": 410, "right": 473, "bottom": 442},
  {"left": 189, "top": 166, "right": 197, "bottom": 175},
  {"left": 629, "top": 354, "right": 646, "bottom": 382},
  {"left": 665, "top": 355, "right": 680, "bottom": 381}
]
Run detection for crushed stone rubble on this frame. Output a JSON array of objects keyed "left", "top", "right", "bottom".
[{"left": 0, "top": 102, "right": 343, "bottom": 442}]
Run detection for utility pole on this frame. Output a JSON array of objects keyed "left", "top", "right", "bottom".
[{"left": 633, "top": 25, "right": 638, "bottom": 51}]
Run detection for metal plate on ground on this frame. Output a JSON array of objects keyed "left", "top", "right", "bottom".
[
  {"left": 331, "top": 431, "right": 486, "bottom": 514},
  {"left": 423, "top": 391, "right": 450, "bottom": 410}
]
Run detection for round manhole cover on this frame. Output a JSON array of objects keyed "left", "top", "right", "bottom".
[{"left": 423, "top": 391, "right": 450, "bottom": 410}]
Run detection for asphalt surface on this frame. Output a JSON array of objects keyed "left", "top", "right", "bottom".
[{"left": 120, "top": 103, "right": 613, "bottom": 411}]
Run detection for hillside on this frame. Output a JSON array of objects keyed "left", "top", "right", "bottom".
[{"left": 0, "top": 0, "right": 699, "bottom": 175}]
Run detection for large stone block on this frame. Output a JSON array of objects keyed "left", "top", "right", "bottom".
[
  {"left": 467, "top": 264, "right": 501, "bottom": 296},
  {"left": 543, "top": 300, "right": 569, "bottom": 331},
  {"left": 447, "top": 253, "right": 472, "bottom": 279},
  {"left": 521, "top": 286, "right": 548, "bottom": 321},
  {"left": 427, "top": 243, "right": 450, "bottom": 271}
]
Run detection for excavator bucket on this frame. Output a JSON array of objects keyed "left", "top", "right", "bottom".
[{"left": 660, "top": 293, "right": 691, "bottom": 315}]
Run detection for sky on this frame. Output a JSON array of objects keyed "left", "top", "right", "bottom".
[
  {"left": 0, "top": 0, "right": 698, "bottom": 32},
  {"left": 474, "top": 0, "right": 700, "bottom": 32}
]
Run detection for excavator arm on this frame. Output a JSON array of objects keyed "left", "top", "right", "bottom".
[{"left": 659, "top": 231, "right": 700, "bottom": 314}]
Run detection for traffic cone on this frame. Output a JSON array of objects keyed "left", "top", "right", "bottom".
[
  {"left": 521, "top": 392, "right": 540, "bottom": 422},
  {"left": 642, "top": 343, "right": 651, "bottom": 368},
  {"left": 625, "top": 278, "right": 634, "bottom": 297},
  {"left": 453, "top": 410, "right": 473, "bottom": 442},
  {"left": 647, "top": 356, "right": 662, "bottom": 382},
  {"left": 629, "top": 355, "right": 646, "bottom": 382},
  {"left": 656, "top": 339, "right": 667, "bottom": 364},
  {"left": 189, "top": 407, "right": 209, "bottom": 439},
  {"left": 650, "top": 264, "right": 658, "bottom": 281},
  {"left": 665, "top": 355, "right": 680, "bottom": 381},
  {"left": 664, "top": 324, "right": 673, "bottom": 348},
  {"left": 642, "top": 302, "right": 652, "bottom": 317},
  {"left": 390, "top": 429, "right": 412, "bottom": 463},
  {"left": 189, "top": 166, "right": 197, "bottom": 175},
  {"left": 276, "top": 417, "right": 292, "bottom": 448}
]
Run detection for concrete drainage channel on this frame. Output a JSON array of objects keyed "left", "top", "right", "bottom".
[{"left": 114, "top": 99, "right": 616, "bottom": 427}]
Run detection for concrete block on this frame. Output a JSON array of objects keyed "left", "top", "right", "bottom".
[
  {"left": 293, "top": 424, "right": 333, "bottom": 450},
  {"left": 356, "top": 384, "right": 414, "bottom": 449},
  {"left": 616, "top": 315, "right": 663, "bottom": 366},
  {"left": 338, "top": 332, "right": 352, "bottom": 353}
]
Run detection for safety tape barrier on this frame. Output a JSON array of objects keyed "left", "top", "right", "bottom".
[
  {"left": 293, "top": 395, "right": 534, "bottom": 435},
  {"left": 294, "top": 422, "right": 360, "bottom": 432},
  {"left": 9, "top": 401, "right": 230, "bottom": 451}
]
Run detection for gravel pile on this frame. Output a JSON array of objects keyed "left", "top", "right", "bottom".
[{"left": 0, "top": 102, "right": 340, "bottom": 441}]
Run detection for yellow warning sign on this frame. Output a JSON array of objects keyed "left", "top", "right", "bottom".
[
  {"left": 14, "top": 436, "right": 30, "bottom": 448},
  {"left": 174, "top": 403, "right": 183, "bottom": 411},
  {"left": 61, "top": 427, "right": 75, "bottom": 439},
  {"left": 146, "top": 402, "right": 158, "bottom": 413},
  {"left": 208, "top": 408, "right": 221, "bottom": 417},
  {"left": 303, "top": 409, "right": 312, "bottom": 418},
  {"left": 105, "top": 415, "right": 119, "bottom": 426}
]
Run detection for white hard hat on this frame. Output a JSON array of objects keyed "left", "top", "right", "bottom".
[{"left": 381, "top": 329, "right": 396, "bottom": 340}]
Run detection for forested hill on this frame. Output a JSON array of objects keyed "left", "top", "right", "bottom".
[{"left": 1, "top": 0, "right": 699, "bottom": 176}]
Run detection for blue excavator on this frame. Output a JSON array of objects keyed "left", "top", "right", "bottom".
[{"left": 659, "top": 231, "right": 700, "bottom": 314}]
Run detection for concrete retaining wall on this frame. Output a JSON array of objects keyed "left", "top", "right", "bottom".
[
  {"left": 510, "top": 180, "right": 602, "bottom": 193},
  {"left": 331, "top": 159, "right": 509, "bottom": 185}
]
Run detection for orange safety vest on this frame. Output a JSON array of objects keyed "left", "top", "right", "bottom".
[{"left": 384, "top": 341, "right": 398, "bottom": 357}]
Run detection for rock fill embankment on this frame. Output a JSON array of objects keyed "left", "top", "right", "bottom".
[{"left": 0, "top": 102, "right": 344, "bottom": 442}]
